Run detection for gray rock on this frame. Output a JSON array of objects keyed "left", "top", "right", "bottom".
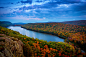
[{"left": 0, "top": 34, "right": 24, "bottom": 57}]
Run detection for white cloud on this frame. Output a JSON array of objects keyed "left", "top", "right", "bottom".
[
  {"left": 25, "top": 10, "right": 31, "bottom": 12},
  {"left": 59, "top": 4, "right": 69, "bottom": 8}
]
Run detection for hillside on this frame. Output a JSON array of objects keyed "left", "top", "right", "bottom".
[
  {"left": 36, "top": 20, "right": 86, "bottom": 26},
  {"left": 12, "top": 23, "right": 26, "bottom": 26},
  {"left": 0, "top": 21, "right": 12, "bottom": 27},
  {"left": 61, "top": 20, "right": 86, "bottom": 26},
  {"left": 0, "top": 21, "right": 26, "bottom": 27},
  {"left": 21, "top": 23, "right": 86, "bottom": 52},
  {"left": 0, "top": 26, "right": 86, "bottom": 57}
]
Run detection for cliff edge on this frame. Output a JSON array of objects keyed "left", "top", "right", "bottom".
[{"left": 0, "top": 34, "right": 24, "bottom": 57}]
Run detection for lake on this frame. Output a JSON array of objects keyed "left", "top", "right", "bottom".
[{"left": 8, "top": 26, "right": 64, "bottom": 42}]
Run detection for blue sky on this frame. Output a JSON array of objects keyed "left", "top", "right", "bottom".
[{"left": 0, "top": 0, "right": 86, "bottom": 23}]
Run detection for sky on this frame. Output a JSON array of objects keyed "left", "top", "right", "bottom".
[{"left": 0, "top": 0, "right": 86, "bottom": 23}]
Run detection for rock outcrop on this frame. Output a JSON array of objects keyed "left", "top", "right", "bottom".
[{"left": 0, "top": 34, "right": 24, "bottom": 57}]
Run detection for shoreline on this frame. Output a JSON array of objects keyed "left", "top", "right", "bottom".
[
  {"left": 21, "top": 26, "right": 66, "bottom": 39},
  {"left": 8, "top": 26, "right": 86, "bottom": 53}
]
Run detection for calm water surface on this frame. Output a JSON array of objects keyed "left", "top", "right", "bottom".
[{"left": 8, "top": 26, "right": 64, "bottom": 42}]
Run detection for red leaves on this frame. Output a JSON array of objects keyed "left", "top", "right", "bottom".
[
  {"left": 50, "top": 48, "right": 53, "bottom": 51},
  {"left": 58, "top": 52, "right": 61, "bottom": 56},
  {"left": 38, "top": 56, "right": 40, "bottom": 57},
  {"left": 24, "top": 38, "right": 26, "bottom": 40},
  {"left": 44, "top": 45, "right": 48, "bottom": 48}
]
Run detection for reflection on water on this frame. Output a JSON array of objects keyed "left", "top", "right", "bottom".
[{"left": 8, "top": 26, "right": 64, "bottom": 42}]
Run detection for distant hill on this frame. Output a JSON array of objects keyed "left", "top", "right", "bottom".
[
  {"left": 0, "top": 21, "right": 26, "bottom": 27},
  {"left": 35, "top": 20, "right": 86, "bottom": 26},
  {"left": 61, "top": 20, "right": 86, "bottom": 26},
  {"left": 12, "top": 23, "right": 26, "bottom": 26},
  {"left": 0, "top": 21, "right": 12, "bottom": 27}
]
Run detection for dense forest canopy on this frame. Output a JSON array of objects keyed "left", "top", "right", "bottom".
[{"left": 0, "top": 26, "right": 86, "bottom": 57}]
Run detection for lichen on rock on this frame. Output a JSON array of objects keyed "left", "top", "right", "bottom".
[{"left": 0, "top": 34, "right": 24, "bottom": 57}]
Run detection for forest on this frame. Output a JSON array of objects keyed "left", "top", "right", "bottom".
[
  {"left": 0, "top": 26, "right": 86, "bottom": 57},
  {"left": 21, "top": 23, "right": 86, "bottom": 52}
]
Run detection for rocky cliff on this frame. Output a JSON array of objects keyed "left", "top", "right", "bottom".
[{"left": 0, "top": 34, "right": 24, "bottom": 57}]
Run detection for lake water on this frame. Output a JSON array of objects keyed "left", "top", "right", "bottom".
[{"left": 8, "top": 26, "right": 64, "bottom": 42}]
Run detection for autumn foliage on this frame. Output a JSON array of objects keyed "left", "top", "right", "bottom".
[
  {"left": 21, "top": 23, "right": 86, "bottom": 51},
  {"left": 0, "top": 26, "right": 86, "bottom": 57}
]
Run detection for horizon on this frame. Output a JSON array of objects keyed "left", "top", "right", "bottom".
[
  {"left": 0, "top": 20, "right": 86, "bottom": 23},
  {"left": 0, "top": 0, "right": 86, "bottom": 23}
]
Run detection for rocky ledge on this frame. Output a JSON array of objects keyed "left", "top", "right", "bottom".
[{"left": 0, "top": 34, "right": 24, "bottom": 57}]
